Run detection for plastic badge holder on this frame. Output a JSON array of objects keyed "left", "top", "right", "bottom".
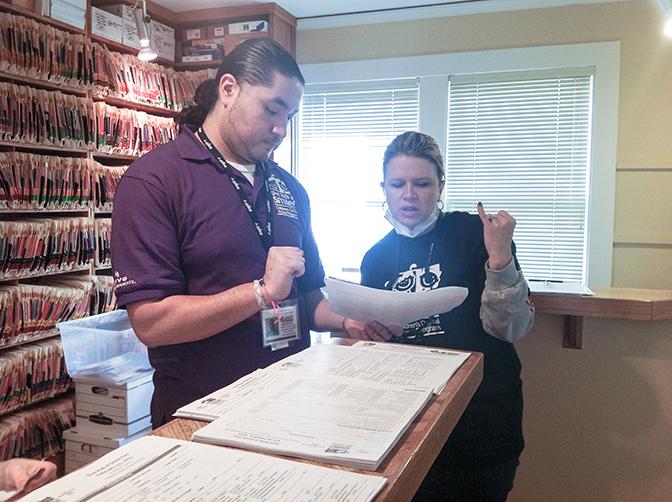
[{"left": 57, "top": 310, "right": 153, "bottom": 385}]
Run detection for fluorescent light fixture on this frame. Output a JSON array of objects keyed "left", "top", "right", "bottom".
[
  {"left": 657, "top": 0, "right": 672, "bottom": 38},
  {"left": 134, "top": 0, "right": 158, "bottom": 61}
]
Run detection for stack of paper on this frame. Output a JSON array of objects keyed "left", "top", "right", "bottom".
[
  {"left": 192, "top": 373, "right": 432, "bottom": 470},
  {"left": 179, "top": 342, "right": 471, "bottom": 470},
  {"left": 175, "top": 343, "right": 471, "bottom": 422},
  {"left": 21, "top": 436, "right": 387, "bottom": 502}
]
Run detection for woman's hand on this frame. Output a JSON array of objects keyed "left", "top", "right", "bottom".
[
  {"left": 0, "top": 458, "right": 57, "bottom": 494},
  {"left": 343, "top": 319, "right": 402, "bottom": 342},
  {"left": 477, "top": 202, "right": 515, "bottom": 270}
]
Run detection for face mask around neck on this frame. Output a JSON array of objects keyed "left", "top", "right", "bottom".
[{"left": 385, "top": 208, "right": 440, "bottom": 238}]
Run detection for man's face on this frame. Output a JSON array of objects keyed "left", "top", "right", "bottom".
[{"left": 224, "top": 72, "right": 303, "bottom": 164}]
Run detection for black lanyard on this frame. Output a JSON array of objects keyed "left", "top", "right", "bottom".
[{"left": 197, "top": 127, "right": 274, "bottom": 251}]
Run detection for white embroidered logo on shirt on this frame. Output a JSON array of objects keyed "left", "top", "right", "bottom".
[
  {"left": 267, "top": 175, "right": 298, "bottom": 220},
  {"left": 113, "top": 270, "right": 137, "bottom": 291}
]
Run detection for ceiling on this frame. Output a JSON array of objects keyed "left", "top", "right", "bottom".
[{"left": 153, "top": 0, "right": 622, "bottom": 19}]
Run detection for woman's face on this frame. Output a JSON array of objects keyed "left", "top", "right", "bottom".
[{"left": 383, "top": 154, "right": 444, "bottom": 229}]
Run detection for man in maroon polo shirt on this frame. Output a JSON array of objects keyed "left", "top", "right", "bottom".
[{"left": 111, "top": 39, "right": 393, "bottom": 428}]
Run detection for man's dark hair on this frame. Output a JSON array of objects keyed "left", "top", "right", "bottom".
[{"left": 176, "top": 38, "right": 304, "bottom": 131}]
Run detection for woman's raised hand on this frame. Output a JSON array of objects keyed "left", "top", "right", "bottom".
[{"left": 477, "top": 202, "right": 515, "bottom": 270}]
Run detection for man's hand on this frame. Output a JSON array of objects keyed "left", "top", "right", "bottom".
[
  {"left": 343, "top": 318, "right": 402, "bottom": 342},
  {"left": 263, "top": 246, "right": 305, "bottom": 301},
  {"left": 477, "top": 202, "right": 515, "bottom": 270}
]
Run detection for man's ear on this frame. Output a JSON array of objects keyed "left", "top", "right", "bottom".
[{"left": 218, "top": 73, "right": 239, "bottom": 107}]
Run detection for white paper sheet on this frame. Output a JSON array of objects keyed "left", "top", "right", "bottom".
[
  {"left": 272, "top": 343, "right": 469, "bottom": 394},
  {"left": 325, "top": 277, "right": 468, "bottom": 326},
  {"left": 21, "top": 436, "right": 387, "bottom": 502},
  {"left": 192, "top": 374, "right": 432, "bottom": 470},
  {"left": 528, "top": 280, "right": 594, "bottom": 296},
  {"left": 174, "top": 369, "right": 277, "bottom": 421}
]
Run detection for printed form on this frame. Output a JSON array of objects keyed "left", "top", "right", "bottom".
[
  {"left": 192, "top": 374, "right": 432, "bottom": 470},
  {"left": 21, "top": 436, "right": 386, "bottom": 502}
]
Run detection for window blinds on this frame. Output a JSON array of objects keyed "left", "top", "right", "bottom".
[
  {"left": 445, "top": 70, "right": 593, "bottom": 282},
  {"left": 298, "top": 79, "right": 419, "bottom": 277}
]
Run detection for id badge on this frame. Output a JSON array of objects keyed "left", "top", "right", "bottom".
[{"left": 261, "top": 298, "right": 300, "bottom": 351}]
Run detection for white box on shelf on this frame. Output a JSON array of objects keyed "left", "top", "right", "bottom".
[
  {"left": 91, "top": 7, "right": 123, "bottom": 44},
  {"left": 74, "top": 371, "right": 153, "bottom": 423},
  {"left": 75, "top": 411, "right": 152, "bottom": 438},
  {"left": 181, "top": 54, "right": 213, "bottom": 62},
  {"left": 228, "top": 20, "right": 268, "bottom": 34},
  {"left": 65, "top": 458, "right": 86, "bottom": 474},
  {"left": 101, "top": 4, "right": 140, "bottom": 49},
  {"left": 49, "top": 0, "right": 86, "bottom": 30},
  {"left": 64, "top": 426, "right": 151, "bottom": 474},
  {"left": 150, "top": 19, "right": 176, "bottom": 61}
]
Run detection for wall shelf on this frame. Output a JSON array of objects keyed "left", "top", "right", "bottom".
[
  {"left": 92, "top": 94, "right": 178, "bottom": 117},
  {"left": 0, "top": 328, "right": 60, "bottom": 351},
  {"left": 0, "top": 1, "right": 86, "bottom": 35},
  {"left": 0, "top": 264, "right": 92, "bottom": 284},
  {"left": 531, "top": 288, "right": 672, "bottom": 349},
  {"left": 0, "top": 207, "right": 90, "bottom": 214},
  {"left": 0, "top": 70, "right": 88, "bottom": 96},
  {"left": 93, "top": 151, "right": 140, "bottom": 162},
  {"left": 0, "top": 140, "right": 90, "bottom": 156}
]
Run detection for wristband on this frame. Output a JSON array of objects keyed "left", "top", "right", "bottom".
[{"left": 253, "top": 280, "right": 270, "bottom": 309}]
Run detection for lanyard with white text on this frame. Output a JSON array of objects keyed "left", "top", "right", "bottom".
[{"left": 197, "top": 127, "right": 273, "bottom": 252}]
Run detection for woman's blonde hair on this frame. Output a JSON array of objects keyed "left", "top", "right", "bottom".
[{"left": 383, "top": 131, "right": 445, "bottom": 182}]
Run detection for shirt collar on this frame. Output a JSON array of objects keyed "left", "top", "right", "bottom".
[
  {"left": 175, "top": 125, "right": 213, "bottom": 162},
  {"left": 175, "top": 125, "right": 279, "bottom": 178}
]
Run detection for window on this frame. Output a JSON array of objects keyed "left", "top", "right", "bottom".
[
  {"left": 445, "top": 70, "right": 593, "bottom": 282},
  {"left": 299, "top": 42, "right": 619, "bottom": 286},
  {"left": 297, "top": 79, "right": 420, "bottom": 280}
]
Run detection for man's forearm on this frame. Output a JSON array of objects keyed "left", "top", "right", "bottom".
[{"left": 127, "top": 282, "right": 261, "bottom": 348}]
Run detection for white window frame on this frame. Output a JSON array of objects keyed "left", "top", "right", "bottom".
[{"left": 300, "top": 42, "right": 619, "bottom": 287}]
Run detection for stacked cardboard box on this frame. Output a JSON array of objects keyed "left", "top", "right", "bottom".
[
  {"left": 179, "top": 19, "right": 268, "bottom": 63},
  {"left": 66, "top": 372, "right": 153, "bottom": 473}
]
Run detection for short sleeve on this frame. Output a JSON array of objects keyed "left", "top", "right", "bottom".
[
  {"left": 111, "top": 174, "right": 186, "bottom": 308},
  {"left": 294, "top": 187, "right": 325, "bottom": 293}
]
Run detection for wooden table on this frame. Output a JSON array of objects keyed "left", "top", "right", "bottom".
[{"left": 152, "top": 347, "right": 484, "bottom": 502}]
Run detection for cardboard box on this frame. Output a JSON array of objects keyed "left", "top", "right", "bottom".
[
  {"left": 75, "top": 412, "right": 152, "bottom": 438},
  {"left": 150, "top": 19, "right": 176, "bottom": 61},
  {"left": 207, "top": 25, "right": 228, "bottom": 38},
  {"left": 65, "top": 458, "right": 86, "bottom": 474},
  {"left": 180, "top": 54, "right": 214, "bottom": 63},
  {"left": 49, "top": 0, "right": 86, "bottom": 30},
  {"left": 228, "top": 20, "right": 268, "bottom": 35},
  {"left": 181, "top": 38, "right": 224, "bottom": 61},
  {"left": 101, "top": 4, "right": 140, "bottom": 48},
  {"left": 64, "top": 426, "right": 151, "bottom": 473},
  {"left": 183, "top": 27, "right": 203, "bottom": 41},
  {"left": 91, "top": 7, "right": 123, "bottom": 44},
  {"left": 74, "top": 371, "right": 153, "bottom": 424},
  {"left": 224, "top": 32, "right": 267, "bottom": 55}
]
